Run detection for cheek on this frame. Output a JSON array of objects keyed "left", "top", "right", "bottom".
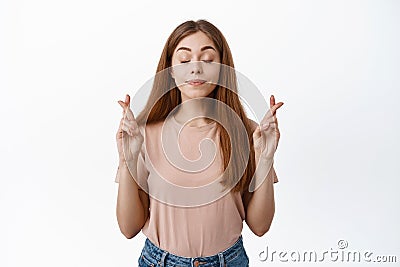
[
  {"left": 202, "top": 63, "right": 220, "bottom": 84},
  {"left": 172, "top": 71, "right": 187, "bottom": 86},
  {"left": 172, "top": 64, "right": 220, "bottom": 84},
  {"left": 171, "top": 64, "right": 192, "bottom": 86}
]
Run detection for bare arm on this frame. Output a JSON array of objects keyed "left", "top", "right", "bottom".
[
  {"left": 115, "top": 94, "right": 149, "bottom": 239},
  {"left": 244, "top": 163, "right": 276, "bottom": 236},
  {"left": 244, "top": 95, "right": 283, "bottom": 236},
  {"left": 116, "top": 157, "right": 149, "bottom": 239}
]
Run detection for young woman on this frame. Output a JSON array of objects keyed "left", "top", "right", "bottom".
[{"left": 115, "top": 19, "right": 284, "bottom": 267}]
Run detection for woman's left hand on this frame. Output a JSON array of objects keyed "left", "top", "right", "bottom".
[{"left": 253, "top": 95, "right": 284, "bottom": 160}]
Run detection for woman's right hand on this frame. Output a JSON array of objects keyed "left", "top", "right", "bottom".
[{"left": 116, "top": 94, "right": 144, "bottom": 164}]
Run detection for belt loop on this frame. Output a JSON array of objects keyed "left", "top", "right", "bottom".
[
  {"left": 218, "top": 252, "right": 224, "bottom": 267},
  {"left": 160, "top": 250, "right": 168, "bottom": 267}
]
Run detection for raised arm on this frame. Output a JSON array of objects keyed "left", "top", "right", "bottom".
[
  {"left": 115, "top": 94, "right": 149, "bottom": 239},
  {"left": 245, "top": 95, "right": 283, "bottom": 236}
]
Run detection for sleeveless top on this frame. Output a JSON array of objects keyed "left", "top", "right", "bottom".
[{"left": 115, "top": 115, "right": 278, "bottom": 257}]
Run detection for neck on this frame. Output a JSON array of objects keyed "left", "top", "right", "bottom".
[{"left": 174, "top": 97, "right": 214, "bottom": 127}]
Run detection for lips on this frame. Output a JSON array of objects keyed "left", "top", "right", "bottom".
[{"left": 186, "top": 79, "right": 207, "bottom": 86}]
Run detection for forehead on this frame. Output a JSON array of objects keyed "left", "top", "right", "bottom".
[{"left": 174, "top": 31, "right": 216, "bottom": 53}]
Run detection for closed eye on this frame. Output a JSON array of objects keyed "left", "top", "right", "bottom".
[{"left": 180, "top": 60, "right": 213, "bottom": 63}]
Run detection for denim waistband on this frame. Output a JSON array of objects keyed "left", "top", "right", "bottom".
[{"left": 142, "top": 235, "right": 244, "bottom": 267}]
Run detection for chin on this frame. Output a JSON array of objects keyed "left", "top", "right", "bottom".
[
  {"left": 180, "top": 85, "right": 216, "bottom": 99},
  {"left": 183, "top": 93, "right": 213, "bottom": 100}
]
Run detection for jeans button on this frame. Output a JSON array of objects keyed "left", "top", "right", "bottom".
[{"left": 193, "top": 260, "right": 199, "bottom": 267}]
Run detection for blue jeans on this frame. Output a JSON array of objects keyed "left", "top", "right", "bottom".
[{"left": 138, "top": 235, "right": 249, "bottom": 267}]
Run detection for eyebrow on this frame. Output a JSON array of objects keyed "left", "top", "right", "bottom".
[{"left": 176, "top": 45, "right": 216, "bottom": 53}]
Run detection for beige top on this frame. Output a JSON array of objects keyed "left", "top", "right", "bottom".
[{"left": 115, "top": 115, "right": 278, "bottom": 257}]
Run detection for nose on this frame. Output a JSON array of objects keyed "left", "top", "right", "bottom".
[{"left": 191, "top": 61, "right": 203, "bottom": 74}]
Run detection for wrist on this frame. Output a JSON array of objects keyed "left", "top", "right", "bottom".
[
  {"left": 118, "top": 155, "right": 139, "bottom": 167},
  {"left": 119, "top": 157, "right": 127, "bottom": 166}
]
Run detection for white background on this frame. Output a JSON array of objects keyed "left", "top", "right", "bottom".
[{"left": 1, "top": 0, "right": 399, "bottom": 266}]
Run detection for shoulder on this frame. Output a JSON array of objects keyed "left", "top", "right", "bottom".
[{"left": 140, "top": 120, "right": 165, "bottom": 135}]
